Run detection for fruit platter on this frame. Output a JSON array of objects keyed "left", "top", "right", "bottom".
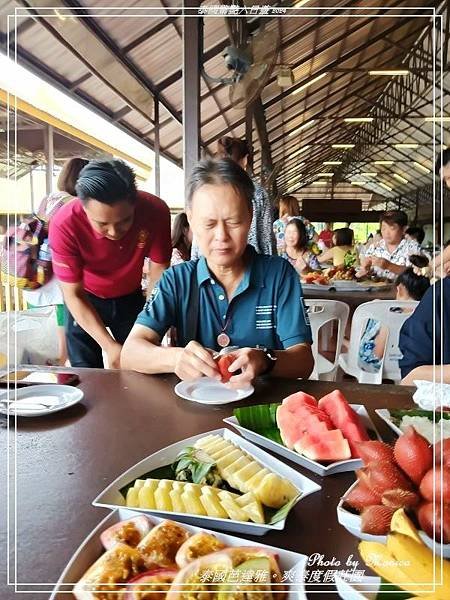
[
  {"left": 224, "top": 390, "right": 379, "bottom": 476},
  {"left": 300, "top": 268, "right": 393, "bottom": 291},
  {"left": 50, "top": 509, "right": 308, "bottom": 599},
  {"left": 376, "top": 407, "right": 450, "bottom": 443},
  {"left": 337, "top": 430, "right": 450, "bottom": 557},
  {"left": 93, "top": 428, "right": 321, "bottom": 535},
  {"left": 335, "top": 508, "right": 450, "bottom": 599}
]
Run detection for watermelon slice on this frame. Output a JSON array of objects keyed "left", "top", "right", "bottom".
[
  {"left": 294, "top": 429, "right": 351, "bottom": 462},
  {"left": 282, "top": 391, "right": 317, "bottom": 409},
  {"left": 276, "top": 392, "right": 334, "bottom": 449},
  {"left": 318, "top": 390, "right": 369, "bottom": 457}
]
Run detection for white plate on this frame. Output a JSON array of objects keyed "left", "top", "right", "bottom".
[
  {"left": 93, "top": 427, "right": 321, "bottom": 535},
  {"left": 224, "top": 405, "right": 380, "bottom": 476},
  {"left": 0, "top": 384, "right": 83, "bottom": 417},
  {"left": 375, "top": 408, "right": 403, "bottom": 436},
  {"left": 337, "top": 481, "right": 450, "bottom": 557},
  {"left": 175, "top": 377, "right": 254, "bottom": 404},
  {"left": 335, "top": 574, "right": 381, "bottom": 600},
  {"left": 50, "top": 508, "right": 308, "bottom": 599}
]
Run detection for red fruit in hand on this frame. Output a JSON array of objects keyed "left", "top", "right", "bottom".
[
  {"left": 365, "top": 460, "right": 413, "bottom": 494},
  {"left": 343, "top": 481, "right": 382, "bottom": 511},
  {"left": 361, "top": 505, "right": 395, "bottom": 535},
  {"left": 381, "top": 488, "right": 420, "bottom": 510},
  {"left": 394, "top": 426, "right": 433, "bottom": 485},
  {"left": 355, "top": 441, "right": 394, "bottom": 466},
  {"left": 416, "top": 501, "right": 450, "bottom": 543},
  {"left": 434, "top": 439, "right": 450, "bottom": 469},
  {"left": 419, "top": 466, "right": 450, "bottom": 502},
  {"left": 216, "top": 354, "right": 235, "bottom": 383}
]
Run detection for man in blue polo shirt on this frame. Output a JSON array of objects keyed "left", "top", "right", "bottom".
[{"left": 121, "top": 158, "right": 313, "bottom": 387}]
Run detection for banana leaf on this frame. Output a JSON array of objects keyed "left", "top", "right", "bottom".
[
  {"left": 233, "top": 403, "right": 283, "bottom": 445},
  {"left": 375, "top": 579, "right": 412, "bottom": 599}
]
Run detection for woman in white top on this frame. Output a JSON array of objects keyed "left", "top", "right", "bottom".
[{"left": 23, "top": 157, "right": 89, "bottom": 364}]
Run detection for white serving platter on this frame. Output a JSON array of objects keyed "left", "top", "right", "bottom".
[
  {"left": 224, "top": 404, "right": 379, "bottom": 476},
  {"left": 93, "top": 428, "right": 321, "bottom": 536},
  {"left": 50, "top": 508, "right": 308, "bottom": 600},
  {"left": 374, "top": 408, "right": 403, "bottom": 436},
  {"left": 337, "top": 481, "right": 450, "bottom": 557},
  {"left": 0, "top": 384, "right": 83, "bottom": 417}
]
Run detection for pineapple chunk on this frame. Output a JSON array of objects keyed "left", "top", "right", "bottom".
[
  {"left": 169, "top": 488, "right": 185, "bottom": 513},
  {"left": 181, "top": 490, "right": 207, "bottom": 515},
  {"left": 154, "top": 481, "right": 173, "bottom": 511},
  {"left": 200, "top": 492, "right": 229, "bottom": 519},
  {"left": 138, "top": 485, "right": 157, "bottom": 509},
  {"left": 195, "top": 435, "right": 221, "bottom": 449},
  {"left": 202, "top": 440, "right": 229, "bottom": 456},
  {"left": 215, "top": 448, "right": 244, "bottom": 470},
  {"left": 218, "top": 491, "right": 250, "bottom": 522},
  {"left": 211, "top": 446, "right": 235, "bottom": 460},
  {"left": 256, "top": 473, "right": 299, "bottom": 509},
  {"left": 223, "top": 456, "right": 251, "bottom": 487},
  {"left": 144, "top": 479, "right": 159, "bottom": 489},
  {"left": 246, "top": 468, "right": 270, "bottom": 489},
  {"left": 125, "top": 487, "right": 139, "bottom": 508},
  {"left": 233, "top": 462, "right": 261, "bottom": 488},
  {"left": 236, "top": 492, "right": 265, "bottom": 524},
  {"left": 133, "top": 479, "right": 146, "bottom": 489}
]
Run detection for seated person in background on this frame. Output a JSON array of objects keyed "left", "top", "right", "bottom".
[
  {"left": 317, "top": 227, "right": 356, "bottom": 268},
  {"left": 171, "top": 212, "right": 192, "bottom": 266},
  {"left": 358, "top": 263, "right": 430, "bottom": 374},
  {"left": 121, "top": 158, "right": 314, "bottom": 387},
  {"left": 358, "top": 210, "right": 422, "bottom": 280},
  {"left": 318, "top": 222, "right": 334, "bottom": 249},
  {"left": 405, "top": 226, "right": 425, "bottom": 246},
  {"left": 281, "top": 219, "right": 321, "bottom": 275},
  {"left": 399, "top": 275, "right": 450, "bottom": 385}
]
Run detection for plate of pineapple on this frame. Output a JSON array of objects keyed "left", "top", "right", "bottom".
[{"left": 93, "top": 428, "right": 321, "bottom": 535}]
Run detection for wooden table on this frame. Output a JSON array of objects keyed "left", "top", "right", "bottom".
[
  {"left": 303, "top": 286, "right": 396, "bottom": 312},
  {"left": 0, "top": 368, "right": 414, "bottom": 599}
]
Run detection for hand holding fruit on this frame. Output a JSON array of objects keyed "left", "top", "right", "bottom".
[
  {"left": 225, "top": 347, "right": 269, "bottom": 389},
  {"left": 174, "top": 341, "right": 221, "bottom": 381}
]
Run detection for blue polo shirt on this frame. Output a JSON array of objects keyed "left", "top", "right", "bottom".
[
  {"left": 136, "top": 247, "right": 312, "bottom": 351},
  {"left": 399, "top": 277, "right": 450, "bottom": 377}
]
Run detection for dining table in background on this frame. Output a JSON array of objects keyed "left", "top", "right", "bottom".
[
  {"left": 302, "top": 285, "right": 397, "bottom": 313},
  {"left": 0, "top": 367, "right": 415, "bottom": 599}
]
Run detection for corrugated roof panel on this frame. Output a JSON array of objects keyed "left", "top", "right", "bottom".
[
  {"left": 160, "top": 80, "right": 182, "bottom": 113},
  {"left": 76, "top": 75, "right": 127, "bottom": 114},
  {"left": 128, "top": 25, "right": 181, "bottom": 86}
]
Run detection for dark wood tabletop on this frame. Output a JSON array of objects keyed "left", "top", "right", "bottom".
[
  {"left": 0, "top": 368, "right": 415, "bottom": 599},
  {"left": 303, "top": 286, "right": 396, "bottom": 312}
]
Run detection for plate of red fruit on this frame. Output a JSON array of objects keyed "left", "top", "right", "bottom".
[{"left": 337, "top": 429, "right": 450, "bottom": 557}]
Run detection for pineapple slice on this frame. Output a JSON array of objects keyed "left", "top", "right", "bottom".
[
  {"left": 223, "top": 456, "right": 251, "bottom": 487},
  {"left": 181, "top": 489, "right": 207, "bottom": 516},
  {"left": 125, "top": 486, "right": 139, "bottom": 508},
  {"left": 215, "top": 448, "right": 244, "bottom": 470},
  {"left": 202, "top": 440, "right": 229, "bottom": 456},
  {"left": 169, "top": 488, "right": 185, "bottom": 513},
  {"left": 255, "top": 473, "right": 299, "bottom": 509},
  {"left": 138, "top": 480, "right": 158, "bottom": 509},
  {"left": 233, "top": 462, "right": 262, "bottom": 489},
  {"left": 195, "top": 435, "right": 221, "bottom": 449},
  {"left": 218, "top": 491, "right": 250, "bottom": 522},
  {"left": 144, "top": 479, "right": 159, "bottom": 489},
  {"left": 133, "top": 479, "right": 146, "bottom": 489},
  {"left": 154, "top": 480, "right": 173, "bottom": 511},
  {"left": 246, "top": 468, "right": 270, "bottom": 489},
  {"left": 200, "top": 489, "right": 229, "bottom": 519},
  {"left": 236, "top": 492, "right": 265, "bottom": 524},
  {"left": 211, "top": 446, "right": 235, "bottom": 460}
]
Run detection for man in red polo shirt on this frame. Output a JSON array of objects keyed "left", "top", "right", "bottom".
[{"left": 49, "top": 159, "right": 171, "bottom": 368}]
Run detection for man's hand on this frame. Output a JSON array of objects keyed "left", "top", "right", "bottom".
[
  {"left": 371, "top": 257, "right": 389, "bottom": 270},
  {"left": 227, "top": 348, "right": 268, "bottom": 389},
  {"left": 360, "top": 256, "right": 372, "bottom": 269},
  {"left": 105, "top": 340, "right": 123, "bottom": 369},
  {"left": 174, "top": 341, "right": 221, "bottom": 381}
]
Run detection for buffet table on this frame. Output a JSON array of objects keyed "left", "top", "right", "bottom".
[{"left": 0, "top": 368, "right": 415, "bottom": 599}]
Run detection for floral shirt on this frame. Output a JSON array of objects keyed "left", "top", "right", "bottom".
[
  {"left": 273, "top": 216, "right": 317, "bottom": 256},
  {"left": 364, "top": 238, "right": 422, "bottom": 279},
  {"left": 191, "top": 179, "right": 274, "bottom": 259},
  {"left": 281, "top": 249, "right": 321, "bottom": 273}
]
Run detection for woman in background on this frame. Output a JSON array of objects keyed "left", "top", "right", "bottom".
[
  {"left": 317, "top": 227, "right": 356, "bottom": 268},
  {"left": 171, "top": 212, "right": 192, "bottom": 266},
  {"left": 23, "top": 157, "right": 89, "bottom": 365},
  {"left": 273, "top": 195, "right": 300, "bottom": 255},
  {"left": 282, "top": 219, "right": 321, "bottom": 275}
]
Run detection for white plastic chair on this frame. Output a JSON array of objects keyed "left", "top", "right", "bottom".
[
  {"left": 338, "top": 300, "right": 418, "bottom": 384},
  {"left": 305, "top": 299, "right": 349, "bottom": 381}
]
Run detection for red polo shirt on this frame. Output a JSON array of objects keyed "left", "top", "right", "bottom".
[{"left": 49, "top": 192, "right": 171, "bottom": 298}]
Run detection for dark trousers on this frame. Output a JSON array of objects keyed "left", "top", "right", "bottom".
[{"left": 65, "top": 289, "right": 145, "bottom": 368}]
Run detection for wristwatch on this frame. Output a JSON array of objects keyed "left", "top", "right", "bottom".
[{"left": 256, "top": 345, "right": 277, "bottom": 375}]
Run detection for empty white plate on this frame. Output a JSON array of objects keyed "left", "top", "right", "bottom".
[
  {"left": 0, "top": 384, "right": 84, "bottom": 417},
  {"left": 174, "top": 377, "right": 254, "bottom": 405}
]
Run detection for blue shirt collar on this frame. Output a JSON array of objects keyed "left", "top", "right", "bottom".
[{"left": 196, "top": 246, "right": 264, "bottom": 293}]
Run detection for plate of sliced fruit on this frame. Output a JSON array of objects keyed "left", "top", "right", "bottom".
[
  {"left": 93, "top": 428, "right": 321, "bottom": 535},
  {"left": 50, "top": 510, "right": 308, "bottom": 599},
  {"left": 225, "top": 390, "right": 379, "bottom": 476}
]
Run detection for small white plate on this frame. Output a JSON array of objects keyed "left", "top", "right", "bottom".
[
  {"left": 0, "top": 384, "right": 83, "bottom": 417},
  {"left": 174, "top": 377, "right": 254, "bottom": 404}
]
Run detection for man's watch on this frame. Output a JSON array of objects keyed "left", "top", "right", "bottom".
[{"left": 256, "top": 345, "right": 277, "bottom": 375}]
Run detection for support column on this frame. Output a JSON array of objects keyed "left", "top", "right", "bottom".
[
  {"left": 183, "top": 1, "right": 201, "bottom": 199},
  {"left": 44, "top": 124, "right": 54, "bottom": 195},
  {"left": 154, "top": 97, "right": 161, "bottom": 197},
  {"left": 245, "top": 103, "right": 254, "bottom": 175}
]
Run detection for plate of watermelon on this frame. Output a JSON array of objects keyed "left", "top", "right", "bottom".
[
  {"left": 337, "top": 430, "right": 450, "bottom": 557},
  {"left": 224, "top": 390, "right": 379, "bottom": 476}
]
